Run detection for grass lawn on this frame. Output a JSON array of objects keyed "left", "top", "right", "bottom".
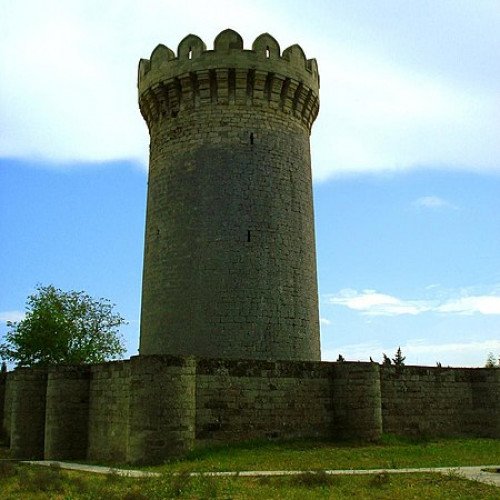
[
  {"left": 0, "top": 464, "right": 499, "bottom": 499},
  {"left": 0, "top": 436, "right": 499, "bottom": 499},
  {"left": 147, "top": 435, "right": 500, "bottom": 474}
]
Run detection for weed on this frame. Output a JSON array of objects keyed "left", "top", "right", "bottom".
[
  {"left": 121, "top": 487, "right": 150, "bottom": 500},
  {"left": 197, "top": 474, "right": 220, "bottom": 498},
  {"left": 149, "top": 471, "right": 194, "bottom": 498},
  {"left": 106, "top": 467, "right": 122, "bottom": 484},
  {"left": 290, "top": 471, "right": 338, "bottom": 488},
  {"left": 0, "top": 460, "right": 16, "bottom": 479},
  {"left": 369, "top": 471, "right": 391, "bottom": 488},
  {"left": 17, "top": 464, "right": 65, "bottom": 493}
]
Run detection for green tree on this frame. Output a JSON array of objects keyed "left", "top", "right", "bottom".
[
  {"left": 0, "top": 284, "right": 126, "bottom": 367},
  {"left": 392, "top": 347, "right": 406, "bottom": 366},
  {"left": 485, "top": 352, "right": 498, "bottom": 368},
  {"left": 382, "top": 353, "right": 392, "bottom": 366}
]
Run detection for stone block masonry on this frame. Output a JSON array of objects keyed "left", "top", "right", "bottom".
[
  {"left": 381, "top": 365, "right": 500, "bottom": 437},
  {"left": 138, "top": 30, "right": 321, "bottom": 361},
  {"left": 44, "top": 366, "right": 91, "bottom": 460},
  {"left": 9, "top": 368, "right": 47, "bottom": 459},
  {"left": 1, "top": 357, "right": 498, "bottom": 464},
  {"left": 87, "top": 360, "right": 131, "bottom": 462},
  {"left": 128, "top": 356, "right": 196, "bottom": 464}
]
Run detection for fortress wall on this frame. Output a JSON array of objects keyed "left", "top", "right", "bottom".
[
  {"left": 195, "top": 359, "right": 335, "bottom": 443},
  {"left": 87, "top": 360, "right": 131, "bottom": 462},
  {"left": 9, "top": 368, "right": 47, "bottom": 459},
  {"left": 1, "top": 374, "right": 13, "bottom": 445},
  {"left": 44, "top": 366, "right": 91, "bottom": 460},
  {"left": 331, "top": 363, "right": 382, "bottom": 441},
  {"left": 0, "top": 359, "right": 498, "bottom": 463},
  {"left": 0, "top": 372, "right": 6, "bottom": 441},
  {"left": 470, "top": 368, "right": 500, "bottom": 437},
  {"left": 128, "top": 355, "right": 196, "bottom": 464},
  {"left": 380, "top": 366, "right": 500, "bottom": 437}
]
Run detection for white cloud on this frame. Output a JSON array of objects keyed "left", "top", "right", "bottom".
[
  {"left": 0, "top": 310, "right": 25, "bottom": 323},
  {"left": 436, "top": 296, "right": 500, "bottom": 315},
  {"left": 327, "top": 287, "right": 500, "bottom": 317},
  {"left": 312, "top": 46, "right": 500, "bottom": 180},
  {"left": 404, "top": 338, "right": 500, "bottom": 356},
  {"left": 413, "top": 196, "right": 458, "bottom": 210},
  {"left": 320, "top": 317, "right": 332, "bottom": 326},
  {"left": 328, "top": 289, "right": 429, "bottom": 316},
  {"left": 1, "top": 1, "right": 499, "bottom": 178}
]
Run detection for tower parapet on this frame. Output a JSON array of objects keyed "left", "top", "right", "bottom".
[
  {"left": 138, "top": 29, "right": 321, "bottom": 361},
  {"left": 138, "top": 29, "right": 319, "bottom": 132}
]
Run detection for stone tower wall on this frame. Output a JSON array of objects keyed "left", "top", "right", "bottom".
[{"left": 138, "top": 30, "right": 321, "bottom": 361}]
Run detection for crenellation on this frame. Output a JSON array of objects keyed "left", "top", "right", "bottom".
[
  {"left": 214, "top": 28, "right": 244, "bottom": 52},
  {"left": 252, "top": 33, "right": 280, "bottom": 59},
  {"left": 149, "top": 43, "right": 175, "bottom": 69},
  {"left": 178, "top": 34, "right": 206, "bottom": 60},
  {"left": 138, "top": 29, "right": 319, "bottom": 129}
]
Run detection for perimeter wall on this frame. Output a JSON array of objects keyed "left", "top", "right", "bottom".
[{"left": 0, "top": 356, "right": 498, "bottom": 464}]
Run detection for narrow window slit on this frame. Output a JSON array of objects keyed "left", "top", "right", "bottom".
[
  {"left": 188, "top": 47, "right": 192, "bottom": 60},
  {"left": 228, "top": 68, "right": 236, "bottom": 103},
  {"left": 246, "top": 69, "right": 255, "bottom": 102},
  {"left": 209, "top": 69, "right": 218, "bottom": 102},
  {"left": 247, "top": 230, "right": 251, "bottom": 242},
  {"left": 266, "top": 46, "right": 270, "bottom": 58},
  {"left": 250, "top": 132, "right": 254, "bottom": 145}
]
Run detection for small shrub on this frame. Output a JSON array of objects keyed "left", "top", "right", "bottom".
[
  {"left": 105, "top": 467, "right": 122, "bottom": 484},
  {"left": 369, "top": 472, "right": 391, "bottom": 487},
  {"left": 65, "top": 473, "right": 89, "bottom": 493},
  {"left": 200, "top": 475, "right": 220, "bottom": 498},
  {"left": 0, "top": 460, "right": 16, "bottom": 479},
  {"left": 146, "top": 471, "right": 193, "bottom": 498},
  {"left": 291, "top": 471, "right": 338, "bottom": 488}
]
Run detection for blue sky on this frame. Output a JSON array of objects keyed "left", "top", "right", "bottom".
[{"left": 1, "top": 1, "right": 499, "bottom": 366}]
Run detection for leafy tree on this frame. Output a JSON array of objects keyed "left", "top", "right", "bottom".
[
  {"left": 485, "top": 352, "right": 498, "bottom": 368},
  {"left": 392, "top": 347, "right": 406, "bottom": 367},
  {"left": 0, "top": 284, "right": 126, "bottom": 367},
  {"left": 382, "top": 353, "right": 392, "bottom": 366}
]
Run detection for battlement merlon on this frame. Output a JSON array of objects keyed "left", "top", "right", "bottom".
[{"left": 137, "top": 29, "right": 320, "bottom": 131}]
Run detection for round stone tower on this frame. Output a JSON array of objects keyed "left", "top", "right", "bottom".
[{"left": 138, "top": 29, "right": 320, "bottom": 361}]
